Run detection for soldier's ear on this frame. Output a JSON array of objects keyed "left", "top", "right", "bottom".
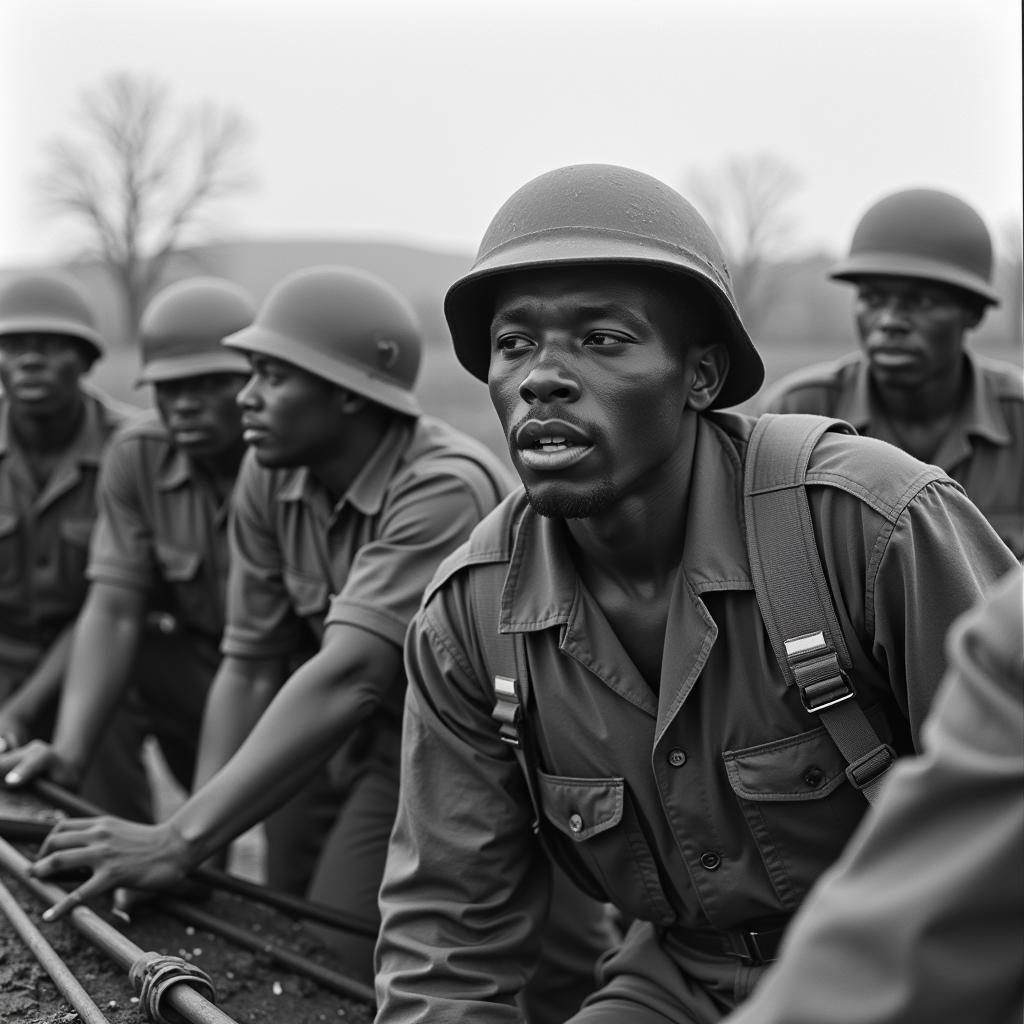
[
  {"left": 686, "top": 343, "right": 729, "bottom": 412},
  {"left": 336, "top": 388, "right": 368, "bottom": 415}
]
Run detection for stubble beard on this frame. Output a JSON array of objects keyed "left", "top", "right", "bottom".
[{"left": 524, "top": 477, "right": 618, "bottom": 520}]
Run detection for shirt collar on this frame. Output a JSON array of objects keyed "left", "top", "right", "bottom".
[{"left": 502, "top": 415, "right": 753, "bottom": 633}]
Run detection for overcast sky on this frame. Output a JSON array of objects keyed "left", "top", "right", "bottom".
[{"left": 1, "top": 0, "right": 1021, "bottom": 268}]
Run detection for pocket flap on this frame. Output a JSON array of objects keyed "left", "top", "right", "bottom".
[
  {"left": 723, "top": 726, "right": 847, "bottom": 802},
  {"left": 155, "top": 542, "right": 202, "bottom": 582},
  {"left": 283, "top": 566, "right": 329, "bottom": 617},
  {"left": 60, "top": 516, "right": 96, "bottom": 547},
  {"left": 537, "top": 772, "right": 624, "bottom": 842}
]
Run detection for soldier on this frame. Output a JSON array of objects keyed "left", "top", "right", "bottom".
[
  {"left": 760, "top": 188, "right": 1024, "bottom": 558},
  {"left": 28, "top": 266, "right": 614, "bottom": 1011},
  {"left": 0, "top": 276, "right": 255, "bottom": 822},
  {"left": 351, "top": 164, "right": 1010, "bottom": 1022},
  {"left": 0, "top": 269, "right": 131, "bottom": 760},
  {"left": 725, "top": 567, "right": 1023, "bottom": 1024}
]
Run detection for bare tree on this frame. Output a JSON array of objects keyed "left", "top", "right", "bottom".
[
  {"left": 685, "top": 154, "right": 802, "bottom": 332},
  {"left": 37, "top": 73, "right": 253, "bottom": 337}
]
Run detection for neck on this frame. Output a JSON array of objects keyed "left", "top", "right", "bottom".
[
  {"left": 10, "top": 396, "right": 85, "bottom": 453},
  {"left": 566, "top": 425, "right": 697, "bottom": 588},
  {"left": 309, "top": 412, "right": 394, "bottom": 503},
  {"left": 873, "top": 359, "right": 966, "bottom": 424},
  {"left": 195, "top": 438, "right": 248, "bottom": 499}
]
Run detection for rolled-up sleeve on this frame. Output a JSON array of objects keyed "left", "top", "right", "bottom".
[{"left": 375, "top": 588, "right": 548, "bottom": 1024}]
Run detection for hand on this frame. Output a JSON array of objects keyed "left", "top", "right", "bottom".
[
  {"left": 0, "top": 740, "right": 82, "bottom": 790},
  {"left": 0, "top": 707, "right": 31, "bottom": 754},
  {"left": 29, "top": 816, "right": 193, "bottom": 921}
]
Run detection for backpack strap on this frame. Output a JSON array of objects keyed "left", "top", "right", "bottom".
[
  {"left": 744, "top": 413, "right": 896, "bottom": 804},
  {"left": 467, "top": 523, "right": 548, "bottom": 843}
]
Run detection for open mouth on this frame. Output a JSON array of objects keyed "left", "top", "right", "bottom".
[{"left": 515, "top": 419, "right": 593, "bottom": 471}]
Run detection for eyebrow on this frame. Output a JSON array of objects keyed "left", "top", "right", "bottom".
[{"left": 491, "top": 301, "right": 649, "bottom": 331}]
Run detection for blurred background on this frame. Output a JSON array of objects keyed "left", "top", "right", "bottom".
[{"left": 2, "top": 0, "right": 1021, "bottom": 463}]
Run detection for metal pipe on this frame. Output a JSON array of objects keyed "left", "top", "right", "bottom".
[
  {"left": 0, "top": 873, "right": 112, "bottom": 1024},
  {"left": 0, "top": 815, "right": 53, "bottom": 842},
  {"left": 0, "top": 836, "right": 240, "bottom": 1024},
  {"left": 161, "top": 898, "right": 376, "bottom": 1005},
  {"left": 30, "top": 777, "right": 378, "bottom": 937}
]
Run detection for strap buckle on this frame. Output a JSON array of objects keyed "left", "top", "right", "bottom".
[
  {"left": 492, "top": 675, "right": 522, "bottom": 747},
  {"left": 730, "top": 926, "right": 785, "bottom": 965},
  {"left": 785, "top": 632, "right": 854, "bottom": 713},
  {"left": 845, "top": 743, "right": 897, "bottom": 791}
]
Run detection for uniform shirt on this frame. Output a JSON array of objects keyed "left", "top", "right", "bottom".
[
  {"left": 86, "top": 411, "right": 235, "bottom": 649},
  {"left": 222, "top": 414, "right": 514, "bottom": 719},
  {"left": 725, "top": 567, "right": 1024, "bottom": 1024},
  {"left": 760, "top": 351, "right": 1024, "bottom": 557},
  {"left": 0, "top": 388, "right": 129, "bottom": 676},
  {"left": 375, "top": 411, "right": 1018, "bottom": 1023}
]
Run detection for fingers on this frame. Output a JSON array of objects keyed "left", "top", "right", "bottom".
[
  {"left": 2, "top": 741, "right": 54, "bottom": 786},
  {"left": 41, "top": 879, "right": 110, "bottom": 922}
]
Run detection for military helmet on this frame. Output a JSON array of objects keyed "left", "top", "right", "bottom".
[
  {"left": 444, "top": 163, "right": 764, "bottom": 410},
  {"left": 829, "top": 188, "right": 1000, "bottom": 306},
  {"left": 223, "top": 265, "right": 423, "bottom": 417},
  {"left": 0, "top": 268, "right": 104, "bottom": 364},
  {"left": 136, "top": 277, "right": 256, "bottom": 385}
]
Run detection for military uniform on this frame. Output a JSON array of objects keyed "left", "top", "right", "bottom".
[
  {"left": 760, "top": 351, "right": 1024, "bottom": 557},
  {"left": 375, "top": 411, "right": 1018, "bottom": 1023},
  {"left": 0, "top": 388, "right": 129, "bottom": 702},
  {"left": 223, "top": 413, "right": 515, "bottom": 969},
  {"left": 725, "top": 566, "right": 1023, "bottom": 1024},
  {"left": 81, "top": 410, "right": 236, "bottom": 816}
]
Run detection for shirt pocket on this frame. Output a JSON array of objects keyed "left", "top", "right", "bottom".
[
  {"left": 282, "top": 566, "right": 329, "bottom": 620},
  {"left": 0, "top": 508, "right": 21, "bottom": 588},
  {"left": 58, "top": 516, "right": 96, "bottom": 591},
  {"left": 537, "top": 771, "right": 675, "bottom": 924},
  {"left": 722, "top": 711, "right": 891, "bottom": 908},
  {"left": 154, "top": 542, "right": 215, "bottom": 630}
]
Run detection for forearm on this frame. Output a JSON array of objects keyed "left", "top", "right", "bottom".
[
  {"left": 2, "top": 624, "right": 76, "bottom": 721},
  {"left": 51, "top": 591, "right": 144, "bottom": 771},
  {"left": 176, "top": 645, "right": 382, "bottom": 862}
]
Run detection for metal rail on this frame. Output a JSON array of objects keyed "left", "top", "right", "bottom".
[
  {"left": 30, "top": 778, "right": 379, "bottom": 938},
  {"left": 0, "top": 872, "right": 112, "bottom": 1024},
  {"left": 0, "top": 835, "right": 239, "bottom": 1024}
]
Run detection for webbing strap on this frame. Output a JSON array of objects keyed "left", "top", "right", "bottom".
[
  {"left": 744, "top": 414, "right": 895, "bottom": 804},
  {"left": 469, "top": 555, "right": 547, "bottom": 839}
]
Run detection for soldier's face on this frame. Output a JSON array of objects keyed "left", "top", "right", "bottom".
[
  {"left": 0, "top": 333, "right": 88, "bottom": 416},
  {"left": 853, "top": 276, "right": 982, "bottom": 391},
  {"left": 487, "top": 266, "right": 715, "bottom": 519},
  {"left": 236, "top": 354, "right": 345, "bottom": 468},
  {"left": 153, "top": 373, "right": 248, "bottom": 458}
]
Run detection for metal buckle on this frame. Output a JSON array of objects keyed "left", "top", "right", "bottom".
[
  {"left": 732, "top": 928, "right": 779, "bottom": 965},
  {"left": 799, "top": 674, "right": 855, "bottom": 713}
]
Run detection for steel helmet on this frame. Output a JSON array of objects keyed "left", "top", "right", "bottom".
[
  {"left": 444, "top": 163, "right": 764, "bottom": 409},
  {"left": 829, "top": 188, "right": 1000, "bottom": 306},
  {"left": 136, "top": 277, "right": 256, "bottom": 385},
  {"left": 0, "top": 268, "right": 104, "bottom": 364},
  {"left": 223, "top": 265, "right": 423, "bottom": 417}
]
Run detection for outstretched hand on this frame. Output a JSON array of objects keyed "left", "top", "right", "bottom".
[{"left": 29, "top": 816, "right": 193, "bottom": 921}]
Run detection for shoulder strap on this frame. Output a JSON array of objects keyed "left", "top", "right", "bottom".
[
  {"left": 467, "top": 520, "right": 548, "bottom": 841},
  {"left": 744, "top": 414, "right": 896, "bottom": 804}
]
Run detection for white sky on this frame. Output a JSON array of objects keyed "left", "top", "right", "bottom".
[{"left": 1, "top": 0, "right": 1021, "bottom": 267}]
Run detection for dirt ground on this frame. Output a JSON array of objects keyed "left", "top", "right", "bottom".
[{"left": 0, "top": 787, "right": 374, "bottom": 1024}]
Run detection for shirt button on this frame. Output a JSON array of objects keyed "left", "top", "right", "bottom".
[
  {"left": 699, "top": 851, "right": 722, "bottom": 871},
  {"left": 803, "top": 766, "right": 826, "bottom": 788},
  {"left": 668, "top": 748, "right": 687, "bottom": 768},
  {"left": 568, "top": 813, "right": 584, "bottom": 834}
]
